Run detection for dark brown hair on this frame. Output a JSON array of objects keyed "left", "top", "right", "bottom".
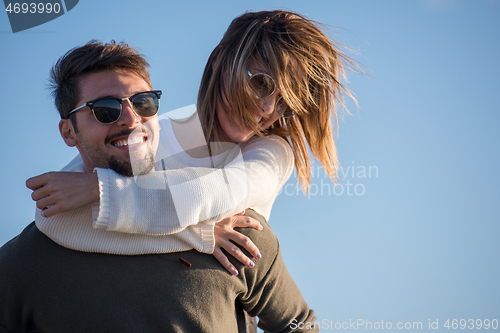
[{"left": 50, "top": 40, "right": 151, "bottom": 121}]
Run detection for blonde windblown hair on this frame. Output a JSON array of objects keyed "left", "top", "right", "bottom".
[{"left": 197, "top": 10, "right": 358, "bottom": 192}]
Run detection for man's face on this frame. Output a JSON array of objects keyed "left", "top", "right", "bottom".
[{"left": 61, "top": 70, "right": 160, "bottom": 176}]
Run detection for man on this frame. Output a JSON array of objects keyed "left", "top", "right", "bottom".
[{"left": 0, "top": 41, "right": 318, "bottom": 333}]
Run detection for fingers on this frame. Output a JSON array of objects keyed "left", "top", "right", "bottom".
[
  {"left": 29, "top": 179, "right": 64, "bottom": 216},
  {"left": 33, "top": 193, "right": 65, "bottom": 218},
  {"left": 26, "top": 171, "right": 99, "bottom": 217},
  {"left": 30, "top": 182, "right": 53, "bottom": 201},
  {"left": 30, "top": 181, "right": 59, "bottom": 207},
  {"left": 26, "top": 172, "right": 52, "bottom": 190},
  {"left": 34, "top": 198, "right": 69, "bottom": 218},
  {"left": 41, "top": 203, "right": 70, "bottom": 218},
  {"left": 229, "top": 231, "right": 261, "bottom": 261},
  {"left": 213, "top": 214, "right": 266, "bottom": 274},
  {"left": 26, "top": 176, "right": 39, "bottom": 190},
  {"left": 216, "top": 235, "right": 258, "bottom": 269},
  {"left": 212, "top": 247, "right": 239, "bottom": 275},
  {"left": 34, "top": 195, "right": 55, "bottom": 211},
  {"left": 40, "top": 205, "right": 58, "bottom": 218},
  {"left": 213, "top": 215, "right": 263, "bottom": 270},
  {"left": 231, "top": 216, "right": 263, "bottom": 231}
]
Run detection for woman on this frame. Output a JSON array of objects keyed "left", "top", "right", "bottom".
[{"left": 28, "top": 10, "right": 357, "bottom": 275}]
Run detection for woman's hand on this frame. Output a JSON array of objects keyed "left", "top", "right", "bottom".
[
  {"left": 213, "top": 211, "right": 263, "bottom": 275},
  {"left": 26, "top": 171, "right": 99, "bottom": 218}
]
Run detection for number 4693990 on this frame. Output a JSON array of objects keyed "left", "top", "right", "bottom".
[
  {"left": 5, "top": 3, "right": 61, "bottom": 14},
  {"left": 444, "top": 319, "right": 498, "bottom": 330}
]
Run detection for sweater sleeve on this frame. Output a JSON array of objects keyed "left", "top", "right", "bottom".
[
  {"left": 236, "top": 209, "right": 318, "bottom": 333},
  {"left": 93, "top": 135, "right": 294, "bottom": 236},
  {"left": 247, "top": 250, "right": 318, "bottom": 333}
]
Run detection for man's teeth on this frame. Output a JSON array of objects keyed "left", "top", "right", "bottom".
[{"left": 112, "top": 136, "right": 145, "bottom": 147}]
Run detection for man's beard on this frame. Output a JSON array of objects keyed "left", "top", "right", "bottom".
[
  {"left": 76, "top": 119, "right": 159, "bottom": 177},
  {"left": 108, "top": 148, "right": 156, "bottom": 177},
  {"left": 105, "top": 124, "right": 157, "bottom": 177}
]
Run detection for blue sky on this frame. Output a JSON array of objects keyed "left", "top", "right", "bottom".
[{"left": 1, "top": 0, "right": 499, "bottom": 330}]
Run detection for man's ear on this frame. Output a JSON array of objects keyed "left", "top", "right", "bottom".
[{"left": 59, "top": 119, "right": 78, "bottom": 147}]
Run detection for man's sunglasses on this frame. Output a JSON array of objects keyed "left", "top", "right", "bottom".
[
  {"left": 247, "top": 71, "right": 294, "bottom": 118},
  {"left": 67, "top": 90, "right": 162, "bottom": 124}
]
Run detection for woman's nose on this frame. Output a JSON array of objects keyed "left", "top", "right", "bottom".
[{"left": 260, "top": 95, "right": 276, "bottom": 115}]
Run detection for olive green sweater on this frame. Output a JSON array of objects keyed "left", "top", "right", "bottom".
[{"left": 0, "top": 210, "right": 318, "bottom": 333}]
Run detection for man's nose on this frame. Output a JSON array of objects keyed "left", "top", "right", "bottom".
[{"left": 117, "top": 99, "right": 141, "bottom": 126}]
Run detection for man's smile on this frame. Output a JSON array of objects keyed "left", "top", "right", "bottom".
[{"left": 110, "top": 134, "right": 147, "bottom": 150}]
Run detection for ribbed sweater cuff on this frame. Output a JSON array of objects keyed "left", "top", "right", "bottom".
[
  {"left": 93, "top": 168, "right": 110, "bottom": 229},
  {"left": 198, "top": 223, "right": 215, "bottom": 254}
]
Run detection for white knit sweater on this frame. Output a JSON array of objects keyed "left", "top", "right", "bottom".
[{"left": 35, "top": 117, "right": 294, "bottom": 255}]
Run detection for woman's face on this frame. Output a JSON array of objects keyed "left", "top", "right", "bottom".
[{"left": 216, "top": 59, "right": 282, "bottom": 143}]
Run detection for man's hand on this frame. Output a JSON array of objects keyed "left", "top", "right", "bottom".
[
  {"left": 213, "top": 211, "right": 263, "bottom": 275},
  {"left": 26, "top": 171, "right": 99, "bottom": 218}
]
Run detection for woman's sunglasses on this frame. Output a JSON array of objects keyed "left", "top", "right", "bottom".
[
  {"left": 66, "top": 90, "right": 162, "bottom": 124},
  {"left": 247, "top": 72, "right": 294, "bottom": 118}
]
